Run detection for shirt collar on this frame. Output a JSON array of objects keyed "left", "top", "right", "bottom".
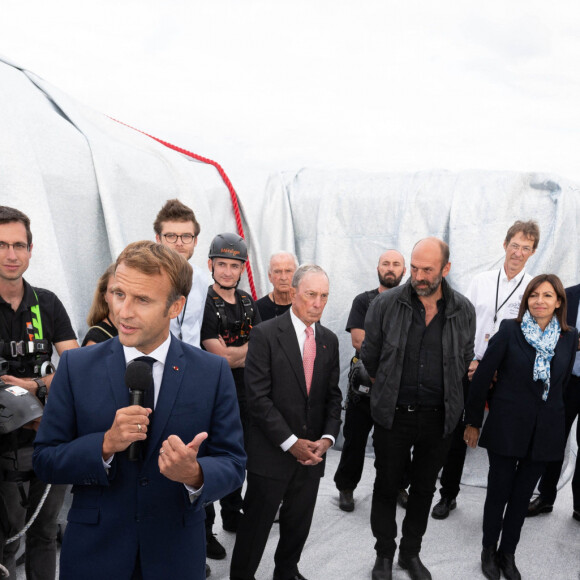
[
  {"left": 289, "top": 307, "right": 316, "bottom": 338},
  {"left": 500, "top": 266, "right": 526, "bottom": 285},
  {"left": 0, "top": 279, "right": 34, "bottom": 313},
  {"left": 123, "top": 333, "right": 172, "bottom": 366}
]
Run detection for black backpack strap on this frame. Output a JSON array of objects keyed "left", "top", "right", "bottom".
[
  {"left": 207, "top": 287, "right": 228, "bottom": 334},
  {"left": 237, "top": 290, "right": 255, "bottom": 330}
]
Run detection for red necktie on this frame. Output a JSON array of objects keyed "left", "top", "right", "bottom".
[{"left": 303, "top": 326, "right": 316, "bottom": 394}]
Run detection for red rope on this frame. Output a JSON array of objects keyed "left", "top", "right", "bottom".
[{"left": 108, "top": 117, "right": 258, "bottom": 300}]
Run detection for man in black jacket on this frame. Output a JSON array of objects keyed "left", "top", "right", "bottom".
[{"left": 362, "top": 237, "right": 475, "bottom": 580}]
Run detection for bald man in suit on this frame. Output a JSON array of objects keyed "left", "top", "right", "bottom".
[{"left": 230, "top": 264, "right": 342, "bottom": 580}]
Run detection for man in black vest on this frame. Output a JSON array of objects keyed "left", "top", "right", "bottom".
[{"left": 201, "top": 233, "right": 261, "bottom": 533}]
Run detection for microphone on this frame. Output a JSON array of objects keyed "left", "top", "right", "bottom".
[{"left": 125, "top": 361, "right": 153, "bottom": 462}]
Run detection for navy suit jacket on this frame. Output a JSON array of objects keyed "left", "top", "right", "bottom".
[
  {"left": 33, "top": 335, "right": 246, "bottom": 580},
  {"left": 465, "top": 319, "right": 578, "bottom": 462},
  {"left": 566, "top": 284, "right": 580, "bottom": 328},
  {"left": 244, "top": 310, "right": 342, "bottom": 480}
]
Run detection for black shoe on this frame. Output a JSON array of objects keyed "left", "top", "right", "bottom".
[
  {"left": 431, "top": 497, "right": 456, "bottom": 520},
  {"left": 206, "top": 532, "right": 226, "bottom": 560},
  {"left": 338, "top": 489, "right": 355, "bottom": 512},
  {"left": 398, "top": 554, "right": 432, "bottom": 580},
  {"left": 497, "top": 551, "right": 521, "bottom": 580},
  {"left": 526, "top": 496, "right": 553, "bottom": 517},
  {"left": 573, "top": 509, "right": 580, "bottom": 521},
  {"left": 397, "top": 489, "right": 409, "bottom": 509},
  {"left": 372, "top": 555, "right": 393, "bottom": 580},
  {"left": 206, "top": 563, "right": 211, "bottom": 578},
  {"left": 222, "top": 511, "right": 242, "bottom": 532},
  {"left": 273, "top": 573, "right": 307, "bottom": 580},
  {"left": 481, "top": 545, "right": 500, "bottom": 580}
]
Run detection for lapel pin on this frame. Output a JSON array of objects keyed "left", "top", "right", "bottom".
[{"left": 173, "top": 366, "right": 179, "bottom": 371}]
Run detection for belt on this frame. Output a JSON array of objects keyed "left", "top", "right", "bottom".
[{"left": 395, "top": 405, "right": 441, "bottom": 413}]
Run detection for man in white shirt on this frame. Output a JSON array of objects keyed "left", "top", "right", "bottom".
[
  {"left": 154, "top": 200, "right": 220, "bottom": 566},
  {"left": 431, "top": 220, "right": 540, "bottom": 521},
  {"left": 154, "top": 199, "right": 209, "bottom": 348}
]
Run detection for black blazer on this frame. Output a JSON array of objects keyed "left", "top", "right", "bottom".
[
  {"left": 465, "top": 318, "right": 578, "bottom": 462},
  {"left": 244, "top": 310, "right": 342, "bottom": 479},
  {"left": 566, "top": 284, "right": 580, "bottom": 328}
]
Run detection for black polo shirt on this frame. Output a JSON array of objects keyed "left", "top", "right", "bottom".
[
  {"left": 0, "top": 279, "right": 76, "bottom": 372},
  {"left": 0, "top": 278, "right": 76, "bottom": 448},
  {"left": 397, "top": 291, "right": 445, "bottom": 407}
]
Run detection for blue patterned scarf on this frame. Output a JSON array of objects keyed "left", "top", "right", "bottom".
[{"left": 521, "top": 310, "right": 560, "bottom": 401}]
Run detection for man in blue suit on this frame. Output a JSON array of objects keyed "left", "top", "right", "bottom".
[{"left": 33, "top": 241, "right": 246, "bottom": 580}]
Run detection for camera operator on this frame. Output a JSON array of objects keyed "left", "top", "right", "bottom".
[
  {"left": 0, "top": 206, "right": 78, "bottom": 579},
  {"left": 333, "top": 250, "right": 406, "bottom": 512}
]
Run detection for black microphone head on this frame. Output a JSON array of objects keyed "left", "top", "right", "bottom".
[{"left": 125, "top": 361, "right": 153, "bottom": 393}]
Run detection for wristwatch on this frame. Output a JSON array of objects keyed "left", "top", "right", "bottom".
[{"left": 33, "top": 378, "right": 48, "bottom": 404}]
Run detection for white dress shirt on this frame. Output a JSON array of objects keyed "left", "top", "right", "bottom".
[
  {"left": 105, "top": 335, "right": 201, "bottom": 497},
  {"left": 169, "top": 265, "right": 209, "bottom": 348},
  {"left": 466, "top": 267, "right": 532, "bottom": 360}
]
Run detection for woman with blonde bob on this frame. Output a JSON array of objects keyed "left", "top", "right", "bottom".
[
  {"left": 82, "top": 264, "right": 118, "bottom": 346},
  {"left": 464, "top": 274, "right": 578, "bottom": 580}
]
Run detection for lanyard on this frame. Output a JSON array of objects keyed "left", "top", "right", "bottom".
[
  {"left": 0, "top": 288, "right": 43, "bottom": 341},
  {"left": 493, "top": 270, "right": 524, "bottom": 324}
]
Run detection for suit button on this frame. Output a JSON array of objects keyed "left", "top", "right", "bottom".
[
  {"left": 302, "top": 425, "right": 307, "bottom": 430},
  {"left": 139, "top": 478, "right": 149, "bottom": 487}
]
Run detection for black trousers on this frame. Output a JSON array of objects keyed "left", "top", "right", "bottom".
[
  {"left": 436, "top": 374, "right": 469, "bottom": 500},
  {"left": 206, "top": 381, "right": 250, "bottom": 531},
  {"left": 371, "top": 409, "right": 451, "bottom": 559},
  {"left": 0, "top": 446, "right": 67, "bottom": 580},
  {"left": 334, "top": 393, "right": 412, "bottom": 493},
  {"left": 333, "top": 394, "right": 374, "bottom": 491},
  {"left": 230, "top": 467, "right": 320, "bottom": 580},
  {"left": 483, "top": 450, "right": 547, "bottom": 554},
  {"left": 537, "top": 374, "right": 580, "bottom": 509}
]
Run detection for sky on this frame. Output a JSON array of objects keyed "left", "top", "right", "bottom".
[{"left": 2, "top": 1, "right": 580, "bottom": 193}]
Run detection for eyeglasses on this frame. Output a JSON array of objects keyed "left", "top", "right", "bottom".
[
  {"left": 0, "top": 241, "right": 30, "bottom": 254},
  {"left": 507, "top": 243, "right": 534, "bottom": 255},
  {"left": 162, "top": 233, "right": 195, "bottom": 244}
]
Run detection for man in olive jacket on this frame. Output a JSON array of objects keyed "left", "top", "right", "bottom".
[{"left": 362, "top": 238, "right": 475, "bottom": 580}]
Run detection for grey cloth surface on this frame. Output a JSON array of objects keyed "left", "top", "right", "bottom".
[{"left": 16, "top": 447, "right": 580, "bottom": 579}]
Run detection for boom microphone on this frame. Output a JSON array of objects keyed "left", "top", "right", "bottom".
[{"left": 125, "top": 361, "right": 153, "bottom": 462}]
